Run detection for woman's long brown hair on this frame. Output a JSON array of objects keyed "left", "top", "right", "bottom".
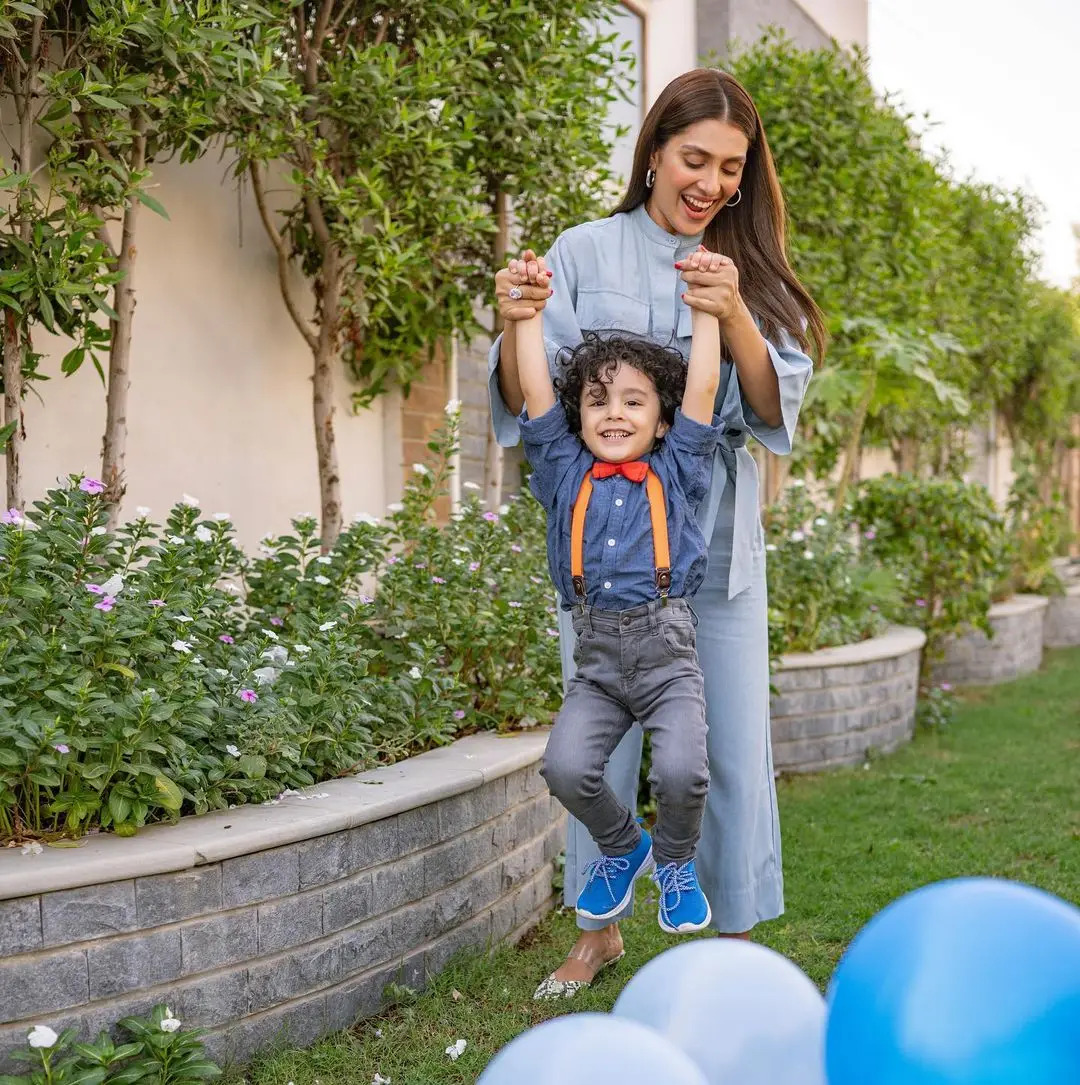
[{"left": 613, "top": 68, "right": 827, "bottom": 362}]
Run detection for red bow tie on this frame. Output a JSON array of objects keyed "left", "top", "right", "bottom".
[{"left": 592, "top": 460, "right": 649, "bottom": 483}]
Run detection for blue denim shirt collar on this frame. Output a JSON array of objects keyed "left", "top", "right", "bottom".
[{"left": 629, "top": 203, "right": 705, "bottom": 256}]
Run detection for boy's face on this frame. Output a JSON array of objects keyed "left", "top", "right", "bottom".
[{"left": 579, "top": 361, "right": 669, "bottom": 463}]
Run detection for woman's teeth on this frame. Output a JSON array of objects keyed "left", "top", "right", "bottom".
[{"left": 682, "top": 194, "right": 714, "bottom": 216}]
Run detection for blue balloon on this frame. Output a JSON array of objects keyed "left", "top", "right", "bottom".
[
  {"left": 826, "top": 878, "right": 1080, "bottom": 1084},
  {"left": 477, "top": 1012, "right": 709, "bottom": 1085}
]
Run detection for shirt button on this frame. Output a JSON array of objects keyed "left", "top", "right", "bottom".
[
  {"left": 607, "top": 538, "right": 616, "bottom": 547},
  {"left": 615, "top": 498, "right": 623, "bottom": 507},
  {"left": 603, "top": 581, "right": 612, "bottom": 590}
]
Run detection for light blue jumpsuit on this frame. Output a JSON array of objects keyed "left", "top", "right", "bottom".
[{"left": 487, "top": 204, "right": 813, "bottom": 933}]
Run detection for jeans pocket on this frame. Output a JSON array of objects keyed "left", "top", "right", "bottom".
[{"left": 660, "top": 619, "right": 697, "bottom": 658}]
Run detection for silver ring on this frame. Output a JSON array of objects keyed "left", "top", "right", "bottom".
[{"left": 508, "top": 286, "right": 523, "bottom": 300}]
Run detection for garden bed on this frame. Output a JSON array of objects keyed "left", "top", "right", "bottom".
[
  {"left": 0, "top": 732, "right": 563, "bottom": 1068},
  {"left": 770, "top": 626, "right": 925, "bottom": 773},
  {"left": 1043, "top": 583, "right": 1080, "bottom": 648},
  {"left": 932, "top": 594, "right": 1049, "bottom": 686}
]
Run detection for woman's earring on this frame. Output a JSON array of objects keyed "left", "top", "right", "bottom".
[
  {"left": 726, "top": 187, "right": 742, "bottom": 207},
  {"left": 645, "top": 167, "right": 656, "bottom": 189}
]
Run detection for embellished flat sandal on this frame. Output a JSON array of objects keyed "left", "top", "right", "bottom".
[{"left": 532, "top": 939, "right": 626, "bottom": 1002}]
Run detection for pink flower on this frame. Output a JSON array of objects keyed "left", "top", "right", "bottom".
[
  {"left": 414, "top": 561, "right": 427, "bottom": 569},
  {"left": 940, "top": 682, "right": 953, "bottom": 692},
  {"left": 148, "top": 599, "right": 166, "bottom": 607},
  {"left": 432, "top": 576, "right": 446, "bottom": 584},
  {"left": 219, "top": 634, "right": 235, "bottom": 644},
  {"left": 359, "top": 594, "right": 374, "bottom": 604},
  {"left": 864, "top": 529, "right": 877, "bottom": 540},
  {"left": 508, "top": 601, "right": 522, "bottom": 608},
  {"left": 269, "top": 617, "right": 284, "bottom": 627},
  {"left": 94, "top": 596, "right": 116, "bottom": 612},
  {"left": 54, "top": 744, "right": 69, "bottom": 754},
  {"left": 511, "top": 545, "right": 522, "bottom": 553},
  {"left": 469, "top": 562, "right": 480, "bottom": 572},
  {"left": 1, "top": 507, "right": 23, "bottom": 525},
  {"left": 915, "top": 598, "right": 927, "bottom": 608},
  {"left": 239, "top": 689, "right": 258, "bottom": 703},
  {"left": 453, "top": 709, "right": 466, "bottom": 720},
  {"left": 79, "top": 477, "right": 105, "bottom": 495},
  {"left": 483, "top": 511, "right": 498, "bottom": 522},
  {"left": 387, "top": 555, "right": 399, "bottom": 565},
  {"left": 545, "top": 627, "right": 559, "bottom": 637},
  {"left": 86, "top": 584, "right": 105, "bottom": 594}
]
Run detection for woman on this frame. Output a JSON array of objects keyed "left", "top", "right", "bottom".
[{"left": 487, "top": 68, "right": 826, "bottom": 999}]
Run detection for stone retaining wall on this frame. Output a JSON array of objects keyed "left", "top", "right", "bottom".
[
  {"left": 770, "top": 627, "right": 925, "bottom": 773},
  {"left": 1043, "top": 583, "right": 1080, "bottom": 649},
  {"left": 0, "top": 733, "right": 563, "bottom": 1067},
  {"left": 933, "top": 594, "right": 1049, "bottom": 686}
]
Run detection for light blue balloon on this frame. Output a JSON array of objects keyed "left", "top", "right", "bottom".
[
  {"left": 826, "top": 878, "right": 1080, "bottom": 1085},
  {"left": 612, "top": 939, "right": 827, "bottom": 1084},
  {"left": 477, "top": 1012, "right": 709, "bottom": 1085}
]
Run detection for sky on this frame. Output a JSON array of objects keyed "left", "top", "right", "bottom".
[{"left": 868, "top": 0, "right": 1080, "bottom": 288}]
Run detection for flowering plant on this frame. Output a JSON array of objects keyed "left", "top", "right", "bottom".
[{"left": 0, "top": 411, "right": 557, "bottom": 843}]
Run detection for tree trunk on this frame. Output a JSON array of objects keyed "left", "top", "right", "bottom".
[
  {"left": 3, "top": 312, "right": 22, "bottom": 512},
  {"left": 314, "top": 247, "right": 344, "bottom": 549},
  {"left": 101, "top": 114, "right": 148, "bottom": 527},
  {"left": 833, "top": 374, "right": 876, "bottom": 514},
  {"left": 483, "top": 186, "right": 509, "bottom": 509}
]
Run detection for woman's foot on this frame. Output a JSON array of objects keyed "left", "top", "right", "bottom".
[{"left": 532, "top": 924, "right": 625, "bottom": 1001}]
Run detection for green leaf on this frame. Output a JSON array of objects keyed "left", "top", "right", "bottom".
[
  {"left": 236, "top": 754, "right": 266, "bottom": 780},
  {"left": 134, "top": 190, "right": 170, "bottom": 220},
  {"left": 152, "top": 774, "right": 183, "bottom": 811}
]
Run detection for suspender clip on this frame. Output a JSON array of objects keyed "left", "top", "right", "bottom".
[{"left": 572, "top": 574, "right": 586, "bottom": 599}]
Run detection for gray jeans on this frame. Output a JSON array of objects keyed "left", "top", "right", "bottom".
[{"left": 540, "top": 597, "right": 709, "bottom": 866}]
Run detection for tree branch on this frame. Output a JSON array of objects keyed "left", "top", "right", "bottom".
[
  {"left": 249, "top": 160, "right": 318, "bottom": 352},
  {"left": 312, "top": 0, "right": 335, "bottom": 62}
]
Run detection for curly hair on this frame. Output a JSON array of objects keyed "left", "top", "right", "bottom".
[{"left": 553, "top": 332, "right": 687, "bottom": 438}]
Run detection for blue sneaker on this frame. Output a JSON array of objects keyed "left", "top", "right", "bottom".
[
  {"left": 654, "top": 859, "right": 712, "bottom": 934},
  {"left": 576, "top": 831, "right": 655, "bottom": 921}
]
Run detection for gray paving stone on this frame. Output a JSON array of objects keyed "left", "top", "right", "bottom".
[
  {"left": 423, "top": 836, "right": 471, "bottom": 895},
  {"left": 370, "top": 853, "right": 425, "bottom": 913},
  {"left": 181, "top": 910, "right": 258, "bottom": 975},
  {"left": 42, "top": 880, "right": 137, "bottom": 946},
  {"left": 203, "top": 994, "right": 328, "bottom": 1067},
  {"left": 424, "top": 911, "right": 493, "bottom": 976},
  {"left": 0, "top": 946, "right": 88, "bottom": 1023},
  {"left": 222, "top": 844, "right": 300, "bottom": 907},
  {"left": 88, "top": 928, "right": 181, "bottom": 999},
  {"left": 176, "top": 966, "right": 250, "bottom": 1026},
  {"left": 437, "top": 777, "right": 508, "bottom": 840},
  {"left": 258, "top": 892, "right": 324, "bottom": 955},
  {"left": 336, "top": 914, "right": 394, "bottom": 978},
  {"left": 392, "top": 896, "right": 440, "bottom": 949},
  {"left": 0, "top": 896, "right": 42, "bottom": 957},
  {"left": 396, "top": 804, "right": 440, "bottom": 854},
  {"left": 501, "top": 837, "right": 545, "bottom": 893},
  {"left": 322, "top": 872, "right": 374, "bottom": 934},
  {"left": 247, "top": 938, "right": 340, "bottom": 1012},
  {"left": 136, "top": 866, "right": 222, "bottom": 926}
]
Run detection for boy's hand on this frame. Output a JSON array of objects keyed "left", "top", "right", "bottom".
[
  {"left": 677, "top": 245, "right": 743, "bottom": 324},
  {"left": 496, "top": 249, "right": 554, "bottom": 322}
]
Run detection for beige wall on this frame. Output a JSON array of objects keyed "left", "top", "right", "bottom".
[
  {"left": 795, "top": 0, "right": 868, "bottom": 47},
  {"left": 639, "top": 0, "right": 699, "bottom": 104},
  {"left": 2, "top": 153, "right": 391, "bottom": 550}
]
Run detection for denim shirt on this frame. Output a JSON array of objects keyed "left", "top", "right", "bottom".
[
  {"left": 487, "top": 203, "right": 814, "bottom": 599},
  {"left": 520, "top": 405, "right": 721, "bottom": 611}
]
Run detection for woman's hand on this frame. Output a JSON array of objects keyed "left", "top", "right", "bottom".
[
  {"left": 677, "top": 245, "right": 744, "bottom": 325},
  {"left": 496, "top": 249, "right": 554, "bottom": 322}
]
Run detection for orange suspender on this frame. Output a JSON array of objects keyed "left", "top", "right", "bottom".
[{"left": 570, "top": 469, "right": 672, "bottom": 602}]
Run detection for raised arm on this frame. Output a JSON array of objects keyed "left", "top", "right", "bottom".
[
  {"left": 680, "top": 303, "right": 722, "bottom": 425},
  {"left": 515, "top": 307, "right": 557, "bottom": 420},
  {"left": 495, "top": 250, "right": 553, "bottom": 417}
]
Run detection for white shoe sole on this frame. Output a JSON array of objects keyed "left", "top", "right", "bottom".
[
  {"left": 575, "top": 848, "right": 656, "bottom": 922},
  {"left": 658, "top": 897, "right": 713, "bottom": 935}
]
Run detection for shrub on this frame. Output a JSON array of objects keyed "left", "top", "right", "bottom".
[
  {"left": 851, "top": 474, "right": 1010, "bottom": 681},
  {"left": 1001, "top": 457, "right": 1073, "bottom": 597},
  {"left": 764, "top": 481, "right": 894, "bottom": 661},
  {"left": 0, "top": 412, "right": 558, "bottom": 843}
]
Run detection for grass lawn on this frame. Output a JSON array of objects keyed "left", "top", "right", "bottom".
[{"left": 245, "top": 647, "right": 1080, "bottom": 1085}]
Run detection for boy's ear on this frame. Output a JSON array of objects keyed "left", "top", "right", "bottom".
[{"left": 655, "top": 418, "right": 671, "bottom": 439}]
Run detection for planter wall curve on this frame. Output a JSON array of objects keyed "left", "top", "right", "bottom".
[
  {"left": 932, "top": 594, "right": 1049, "bottom": 686},
  {"left": 0, "top": 732, "right": 563, "bottom": 1068},
  {"left": 1043, "top": 583, "right": 1080, "bottom": 649},
  {"left": 770, "top": 626, "right": 925, "bottom": 774}
]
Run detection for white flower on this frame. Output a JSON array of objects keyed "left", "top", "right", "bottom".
[
  {"left": 412, "top": 463, "right": 429, "bottom": 476},
  {"left": 790, "top": 530, "right": 805, "bottom": 542},
  {"left": 136, "top": 506, "right": 151, "bottom": 517},
  {"left": 803, "top": 549, "right": 815, "bottom": 560},
  {"left": 22, "top": 841, "right": 44, "bottom": 856},
  {"left": 444, "top": 398, "right": 461, "bottom": 416},
  {"left": 253, "top": 666, "right": 278, "bottom": 686},
  {"left": 373, "top": 1075, "right": 391, "bottom": 1085},
  {"left": 815, "top": 517, "right": 828, "bottom": 527},
  {"left": 408, "top": 666, "right": 422, "bottom": 680},
  {"left": 215, "top": 668, "right": 229, "bottom": 677},
  {"left": 194, "top": 525, "right": 214, "bottom": 544},
  {"left": 262, "top": 646, "right": 289, "bottom": 665},
  {"left": 222, "top": 582, "right": 241, "bottom": 595},
  {"left": 427, "top": 97, "right": 446, "bottom": 122},
  {"left": 353, "top": 513, "right": 379, "bottom": 526},
  {"left": 445, "top": 1039, "right": 467, "bottom": 1061},
  {"left": 319, "top": 621, "right": 337, "bottom": 631},
  {"left": 181, "top": 494, "right": 200, "bottom": 507},
  {"left": 27, "top": 1025, "right": 57, "bottom": 1049},
  {"left": 159, "top": 1008, "right": 181, "bottom": 1033},
  {"left": 314, "top": 575, "right": 331, "bottom": 586},
  {"left": 462, "top": 481, "right": 481, "bottom": 491},
  {"left": 90, "top": 526, "right": 107, "bottom": 537},
  {"left": 791, "top": 479, "right": 805, "bottom": 488},
  {"left": 226, "top": 744, "right": 241, "bottom": 758},
  {"left": 765, "top": 543, "right": 778, "bottom": 552},
  {"left": 172, "top": 640, "right": 192, "bottom": 654},
  {"left": 264, "top": 629, "right": 279, "bottom": 641},
  {"left": 100, "top": 573, "right": 124, "bottom": 596},
  {"left": 498, "top": 504, "right": 510, "bottom": 515},
  {"left": 387, "top": 502, "right": 404, "bottom": 513},
  {"left": 169, "top": 535, "right": 185, "bottom": 546},
  {"left": 213, "top": 512, "right": 231, "bottom": 522},
  {"left": 293, "top": 644, "right": 312, "bottom": 655},
  {"left": 173, "top": 614, "right": 194, "bottom": 624},
  {"left": 316, "top": 556, "right": 332, "bottom": 565}
]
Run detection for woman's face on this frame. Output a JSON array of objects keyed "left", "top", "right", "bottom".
[{"left": 647, "top": 119, "right": 749, "bottom": 237}]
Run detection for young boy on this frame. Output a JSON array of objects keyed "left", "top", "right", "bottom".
[{"left": 516, "top": 297, "right": 722, "bottom": 935}]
